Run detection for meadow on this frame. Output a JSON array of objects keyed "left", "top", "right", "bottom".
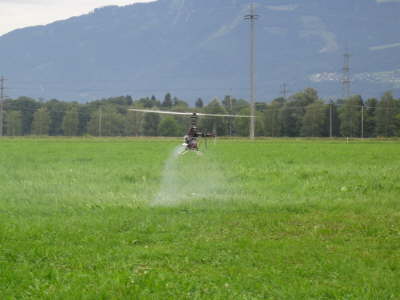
[{"left": 0, "top": 138, "right": 399, "bottom": 299}]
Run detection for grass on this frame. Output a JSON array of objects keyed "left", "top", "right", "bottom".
[{"left": 0, "top": 138, "right": 399, "bottom": 299}]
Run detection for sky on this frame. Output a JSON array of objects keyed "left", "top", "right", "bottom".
[
  {"left": 0, "top": 0, "right": 154, "bottom": 36},
  {"left": 1, "top": 0, "right": 398, "bottom": 36}
]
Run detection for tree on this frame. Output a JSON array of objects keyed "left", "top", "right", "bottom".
[
  {"left": 150, "top": 95, "right": 160, "bottom": 107},
  {"left": 293, "top": 88, "right": 319, "bottom": 106},
  {"left": 195, "top": 98, "right": 204, "bottom": 108},
  {"left": 5, "top": 97, "right": 41, "bottom": 135},
  {"left": 5, "top": 111, "right": 22, "bottom": 136},
  {"left": 126, "top": 110, "right": 144, "bottom": 136},
  {"left": 396, "top": 112, "right": 400, "bottom": 136},
  {"left": 376, "top": 92, "right": 399, "bottom": 137},
  {"left": 279, "top": 103, "right": 299, "bottom": 137},
  {"left": 279, "top": 88, "right": 319, "bottom": 137},
  {"left": 143, "top": 113, "right": 160, "bottom": 136},
  {"left": 329, "top": 101, "right": 341, "bottom": 137},
  {"left": 87, "top": 106, "right": 126, "bottom": 136},
  {"left": 222, "top": 95, "right": 234, "bottom": 111},
  {"left": 76, "top": 105, "right": 90, "bottom": 136},
  {"left": 200, "top": 98, "right": 228, "bottom": 136},
  {"left": 338, "top": 95, "right": 363, "bottom": 137},
  {"left": 300, "top": 101, "right": 329, "bottom": 137},
  {"left": 62, "top": 107, "right": 79, "bottom": 136},
  {"left": 172, "top": 99, "right": 189, "bottom": 110},
  {"left": 222, "top": 95, "right": 236, "bottom": 136},
  {"left": 32, "top": 108, "right": 50, "bottom": 135},
  {"left": 264, "top": 98, "right": 285, "bottom": 137},
  {"left": 364, "top": 98, "right": 377, "bottom": 137},
  {"left": 101, "top": 95, "right": 133, "bottom": 106},
  {"left": 162, "top": 93, "right": 173, "bottom": 108},
  {"left": 232, "top": 99, "right": 251, "bottom": 114},
  {"left": 234, "top": 108, "right": 264, "bottom": 137},
  {"left": 45, "top": 99, "right": 68, "bottom": 136},
  {"left": 158, "top": 116, "right": 180, "bottom": 136},
  {"left": 136, "top": 97, "right": 159, "bottom": 108}
]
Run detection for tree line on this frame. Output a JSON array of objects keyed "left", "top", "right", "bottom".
[{"left": 1, "top": 88, "right": 400, "bottom": 137}]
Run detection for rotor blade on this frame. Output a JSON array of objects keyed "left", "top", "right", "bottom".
[
  {"left": 128, "top": 108, "right": 255, "bottom": 118},
  {"left": 197, "top": 113, "right": 254, "bottom": 118},
  {"left": 128, "top": 108, "right": 193, "bottom": 116}
]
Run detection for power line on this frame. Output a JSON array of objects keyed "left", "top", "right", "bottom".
[
  {"left": 0, "top": 76, "right": 6, "bottom": 137},
  {"left": 8, "top": 85, "right": 254, "bottom": 92},
  {"left": 1, "top": 101, "right": 396, "bottom": 138},
  {"left": 245, "top": 2, "right": 258, "bottom": 139},
  {"left": 99, "top": 106, "right": 102, "bottom": 137},
  {"left": 329, "top": 99, "right": 333, "bottom": 138},
  {"left": 1, "top": 99, "right": 387, "bottom": 113},
  {"left": 281, "top": 83, "right": 290, "bottom": 99},
  {"left": 361, "top": 104, "right": 364, "bottom": 139},
  {"left": 342, "top": 46, "right": 352, "bottom": 98}
]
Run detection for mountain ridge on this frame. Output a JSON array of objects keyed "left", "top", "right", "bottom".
[{"left": 0, "top": 0, "right": 399, "bottom": 103}]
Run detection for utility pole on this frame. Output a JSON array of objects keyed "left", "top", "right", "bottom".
[
  {"left": 329, "top": 100, "right": 333, "bottom": 138},
  {"left": 0, "top": 76, "right": 5, "bottom": 137},
  {"left": 312, "top": 107, "right": 315, "bottom": 137},
  {"left": 361, "top": 104, "right": 364, "bottom": 139},
  {"left": 342, "top": 47, "right": 351, "bottom": 98},
  {"left": 98, "top": 106, "right": 102, "bottom": 137},
  {"left": 228, "top": 94, "right": 233, "bottom": 137},
  {"left": 281, "top": 83, "right": 289, "bottom": 99},
  {"left": 245, "top": 2, "right": 258, "bottom": 139}
]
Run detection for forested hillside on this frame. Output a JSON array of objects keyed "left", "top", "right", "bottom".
[
  {"left": 2, "top": 89, "right": 400, "bottom": 137},
  {"left": 0, "top": 0, "right": 399, "bottom": 101}
]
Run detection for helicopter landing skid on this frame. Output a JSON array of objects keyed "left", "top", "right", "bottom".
[{"left": 179, "top": 149, "right": 203, "bottom": 156}]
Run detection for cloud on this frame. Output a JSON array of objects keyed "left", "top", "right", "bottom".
[
  {"left": 205, "top": 5, "right": 249, "bottom": 43},
  {"left": 0, "top": 0, "right": 154, "bottom": 36},
  {"left": 300, "top": 16, "right": 338, "bottom": 53},
  {"left": 265, "top": 5, "right": 298, "bottom": 11},
  {"left": 309, "top": 69, "right": 400, "bottom": 88},
  {"left": 376, "top": 0, "right": 400, "bottom": 3},
  {"left": 369, "top": 42, "right": 400, "bottom": 51}
]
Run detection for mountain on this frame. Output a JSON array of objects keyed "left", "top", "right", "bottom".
[{"left": 0, "top": 0, "right": 399, "bottom": 103}]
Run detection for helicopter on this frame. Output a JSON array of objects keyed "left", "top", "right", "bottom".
[{"left": 128, "top": 108, "right": 252, "bottom": 154}]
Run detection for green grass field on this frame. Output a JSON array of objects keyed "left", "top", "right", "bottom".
[{"left": 0, "top": 138, "right": 399, "bottom": 299}]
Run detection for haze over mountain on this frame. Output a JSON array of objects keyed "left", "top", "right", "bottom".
[{"left": 0, "top": 0, "right": 399, "bottom": 103}]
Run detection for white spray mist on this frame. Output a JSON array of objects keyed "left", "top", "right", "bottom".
[{"left": 152, "top": 145, "right": 229, "bottom": 206}]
